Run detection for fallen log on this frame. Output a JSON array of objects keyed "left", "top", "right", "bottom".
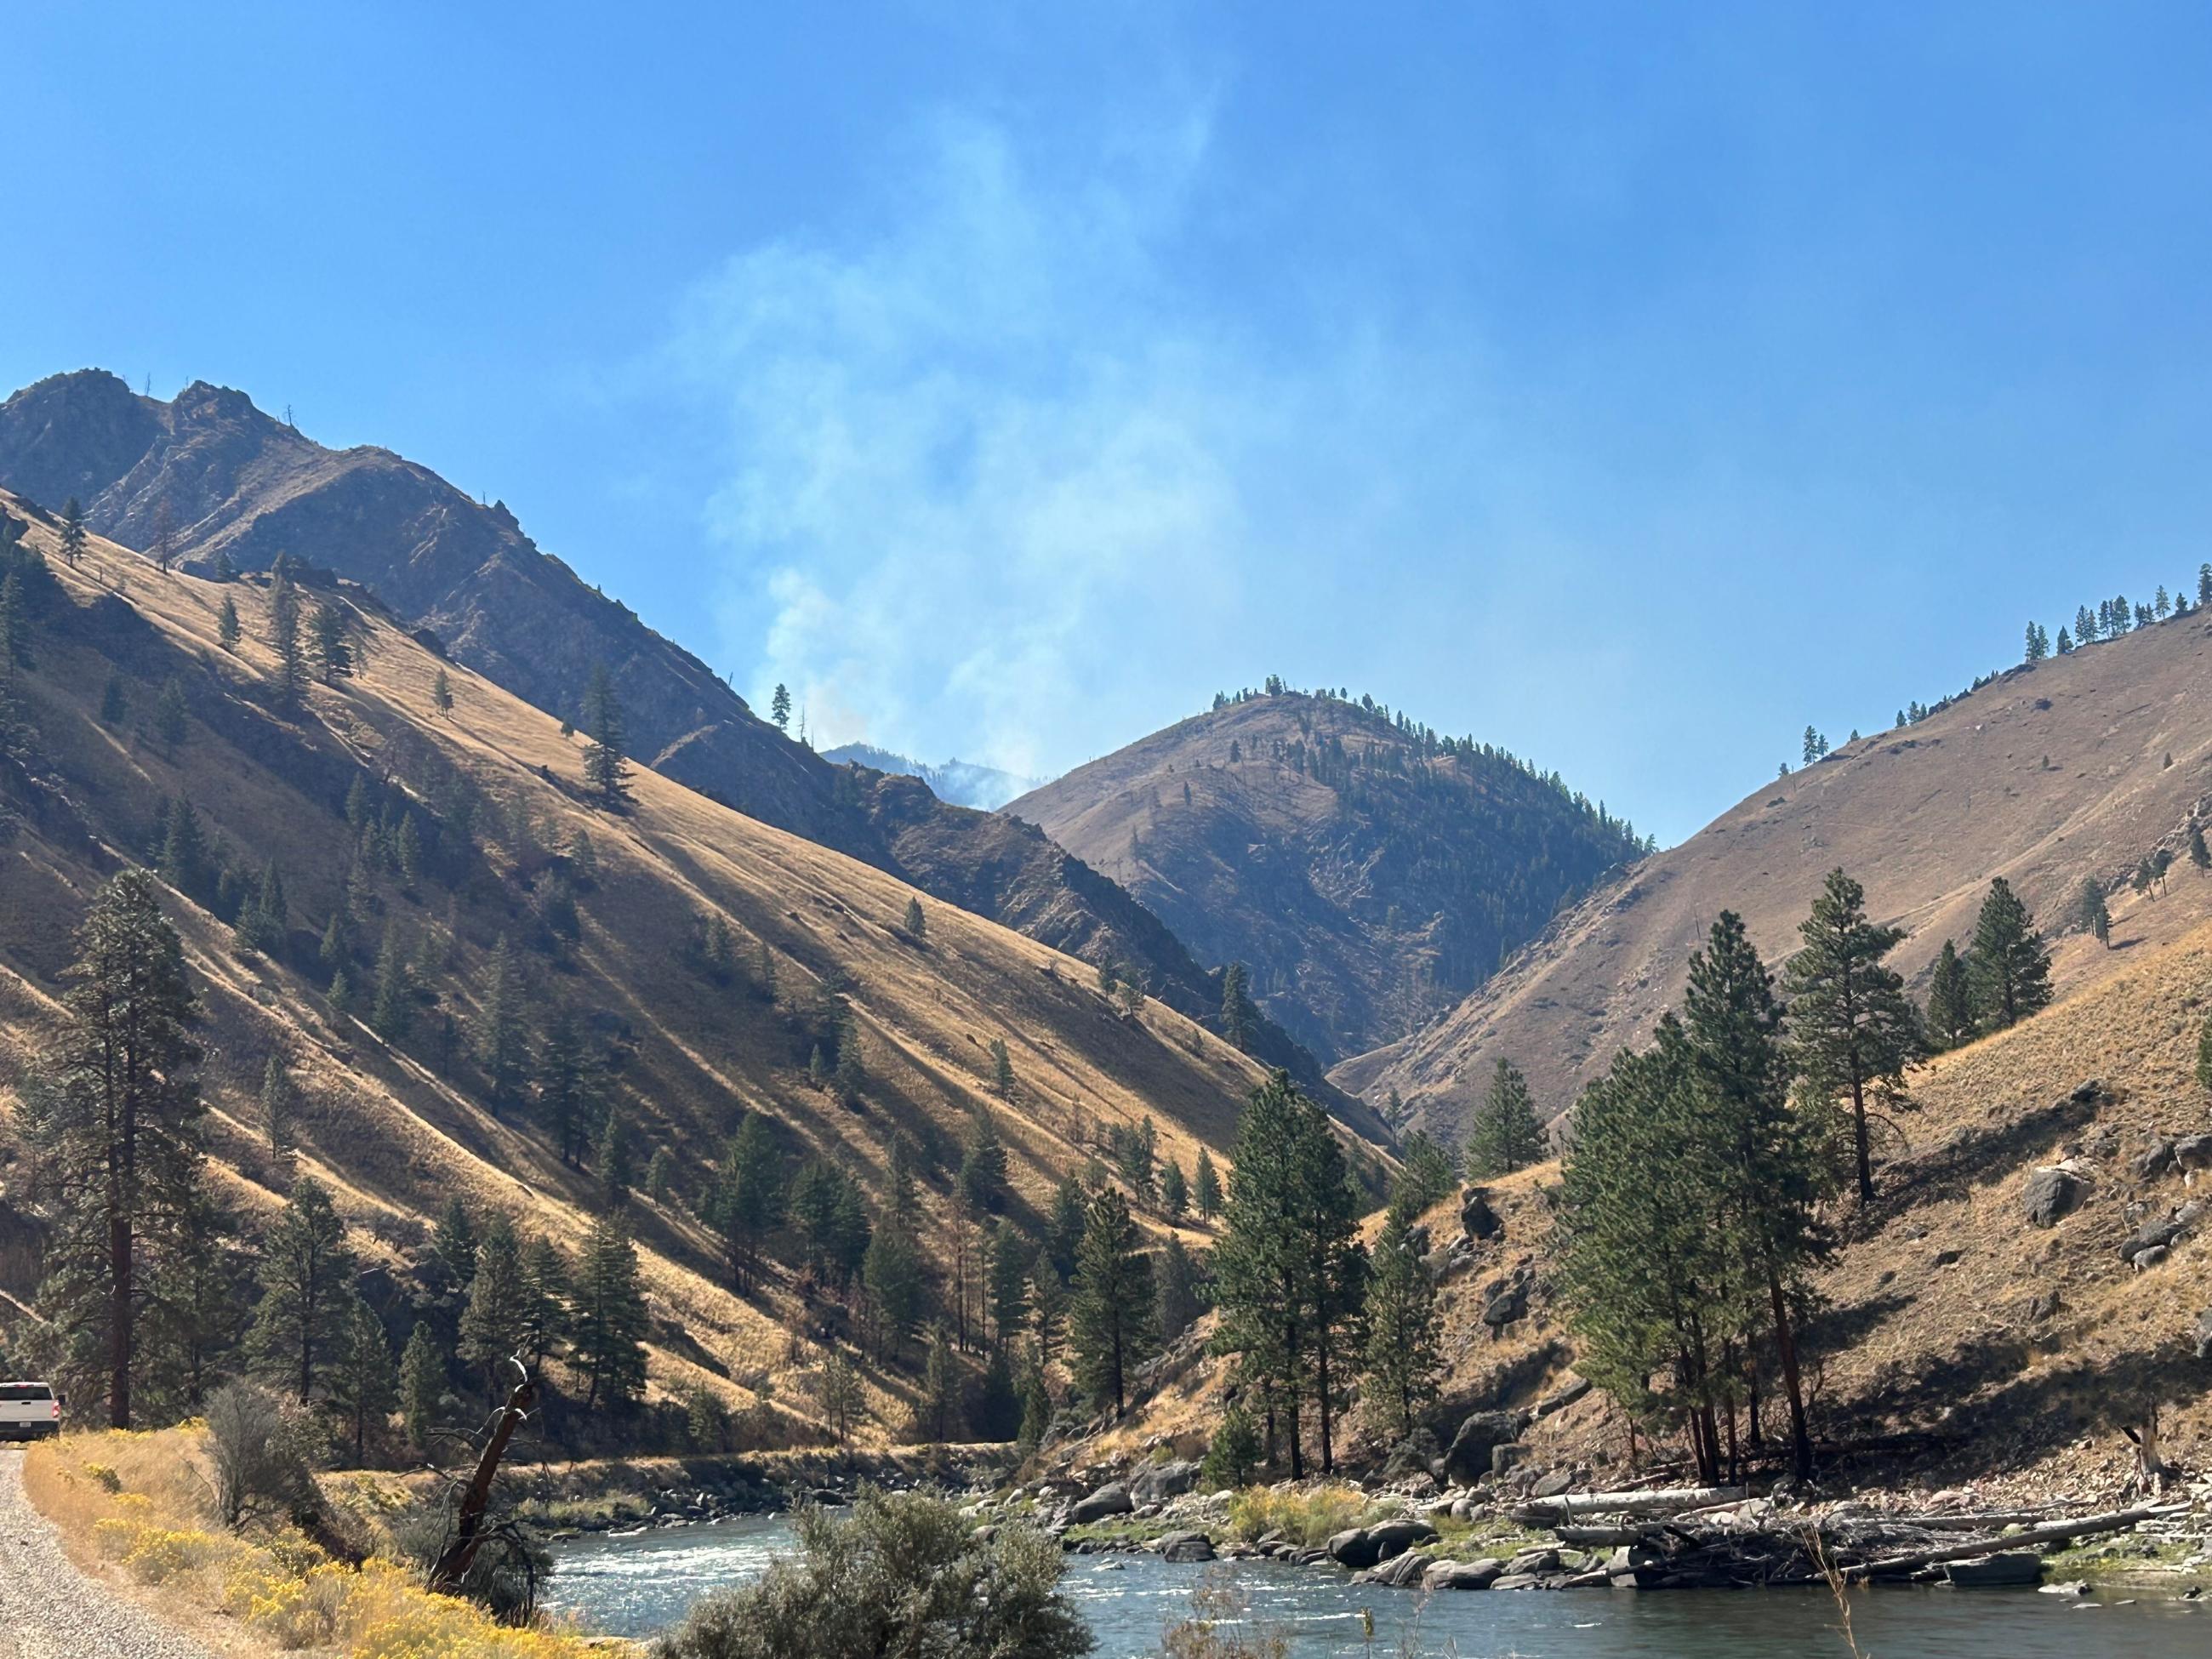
[
  {"left": 1516, "top": 1485, "right": 1747, "bottom": 1522},
  {"left": 1839, "top": 1502, "right": 2188, "bottom": 1582}
]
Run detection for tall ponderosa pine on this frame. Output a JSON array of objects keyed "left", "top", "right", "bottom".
[
  {"left": 1360, "top": 1206, "right": 1442, "bottom": 1444},
  {"left": 2077, "top": 878, "right": 2112, "bottom": 948},
  {"left": 1924, "top": 939, "right": 1973, "bottom": 1049},
  {"left": 248, "top": 1177, "right": 357, "bottom": 1404},
  {"left": 399, "top": 1321, "right": 445, "bottom": 1449},
  {"left": 474, "top": 935, "right": 528, "bottom": 1113},
  {"left": 1966, "top": 877, "right": 2053, "bottom": 1031},
  {"left": 570, "top": 1216, "right": 648, "bottom": 1407},
  {"left": 770, "top": 682, "right": 791, "bottom": 732},
  {"left": 1784, "top": 869, "right": 1923, "bottom": 1206},
  {"left": 958, "top": 1111, "right": 1010, "bottom": 1214},
  {"left": 269, "top": 570, "right": 306, "bottom": 703},
  {"left": 536, "top": 1006, "right": 604, "bottom": 1166},
  {"left": 582, "top": 663, "right": 630, "bottom": 804},
  {"left": 1219, "top": 963, "right": 1254, "bottom": 1051},
  {"left": 457, "top": 1213, "right": 530, "bottom": 1398},
  {"left": 1682, "top": 913, "right": 1821, "bottom": 1481},
  {"left": 60, "top": 497, "right": 86, "bottom": 567},
  {"left": 32, "top": 869, "right": 205, "bottom": 1427},
  {"left": 861, "top": 1219, "right": 925, "bottom": 1362},
  {"left": 1212, "top": 1071, "right": 1365, "bottom": 1477},
  {"left": 1155, "top": 1233, "right": 1202, "bottom": 1346},
  {"left": 1067, "top": 1186, "right": 1155, "bottom": 1416},
  {"left": 1192, "top": 1149, "right": 1223, "bottom": 1221},
  {"left": 330, "top": 1294, "right": 396, "bottom": 1460},
  {"left": 309, "top": 602, "right": 352, "bottom": 682},
  {"left": 1466, "top": 1058, "right": 1544, "bottom": 1176},
  {"left": 711, "top": 1115, "right": 783, "bottom": 1291}
]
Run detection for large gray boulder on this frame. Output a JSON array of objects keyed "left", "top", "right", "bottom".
[
  {"left": 1156, "top": 1530, "right": 1216, "bottom": 1564},
  {"left": 2134, "top": 1138, "right": 2179, "bottom": 1182},
  {"left": 1367, "top": 1549, "right": 1432, "bottom": 1588},
  {"left": 1069, "top": 1481, "right": 1133, "bottom": 1525},
  {"left": 2119, "top": 1200, "right": 2204, "bottom": 1262},
  {"left": 1481, "top": 1282, "right": 1530, "bottom": 1333},
  {"left": 1367, "top": 1519, "right": 1440, "bottom": 1561},
  {"left": 1328, "top": 1527, "right": 1384, "bottom": 1570},
  {"left": 2175, "top": 1133, "right": 2212, "bottom": 1172},
  {"left": 1442, "top": 1409, "right": 1529, "bottom": 1485},
  {"left": 2023, "top": 1166, "right": 2088, "bottom": 1227},
  {"left": 2193, "top": 1308, "right": 2212, "bottom": 1361},
  {"left": 1423, "top": 1556, "right": 1503, "bottom": 1590},
  {"left": 1130, "top": 1460, "right": 1200, "bottom": 1504}
]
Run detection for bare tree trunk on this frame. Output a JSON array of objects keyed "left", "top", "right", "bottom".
[{"left": 430, "top": 1367, "right": 538, "bottom": 1594}]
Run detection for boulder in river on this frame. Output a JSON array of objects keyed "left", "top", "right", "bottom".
[
  {"left": 1328, "top": 1528, "right": 1384, "bottom": 1570},
  {"left": 1156, "top": 1530, "right": 1216, "bottom": 1564},
  {"left": 1944, "top": 1553, "right": 2044, "bottom": 1587},
  {"left": 1423, "top": 1557, "right": 1504, "bottom": 1591},
  {"left": 1367, "top": 1519, "right": 1439, "bottom": 1561}
]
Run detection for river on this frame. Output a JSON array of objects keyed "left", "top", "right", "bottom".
[{"left": 540, "top": 1514, "right": 2208, "bottom": 1656}]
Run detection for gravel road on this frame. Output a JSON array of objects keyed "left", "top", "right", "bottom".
[{"left": 0, "top": 1448, "right": 214, "bottom": 1659}]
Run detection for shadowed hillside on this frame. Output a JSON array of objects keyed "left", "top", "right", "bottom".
[
  {"left": 0, "top": 371, "right": 1363, "bottom": 1126},
  {"left": 1341, "top": 611, "right": 2212, "bottom": 1140},
  {"left": 1006, "top": 689, "right": 1646, "bottom": 1064},
  {"left": 0, "top": 490, "right": 1382, "bottom": 1441}
]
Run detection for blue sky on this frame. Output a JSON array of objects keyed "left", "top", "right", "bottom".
[{"left": 9, "top": 3, "right": 2212, "bottom": 844}]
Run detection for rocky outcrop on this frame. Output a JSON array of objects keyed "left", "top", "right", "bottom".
[
  {"left": 2023, "top": 1165, "right": 2089, "bottom": 1227},
  {"left": 1442, "top": 1410, "right": 1530, "bottom": 1486}
]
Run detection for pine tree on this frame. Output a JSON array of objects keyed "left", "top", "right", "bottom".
[
  {"left": 597, "top": 1111, "right": 633, "bottom": 1200},
  {"left": 645, "top": 1147, "right": 675, "bottom": 1206},
  {"left": 2077, "top": 877, "right": 2112, "bottom": 948},
  {"left": 1681, "top": 912, "right": 1821, "bottom": 1481},
  {"left": 139, "top": 1186, "right": 250, "bottom": 1419},
  {"left": 457, "top": 1214, "right": 530, "bottom": 1398},
  {"left": 261, "top": 1053, "right": 296, "bottom": 1158},
  {"left": 1159, "top": 1158, "right": 1188, "bottom": 1220},
  {"left": 536, "top": 1006, "right": 603, "bottom": 1166},
  {"left": 151, "top": 676, "right": 188, "bottom": 746},
  {"left": 570, "top": 1216, "right": 648, "bottom": 1407},
  {"left": 711, "top": 1115, "right": 783, "bottom": 1291},
  {"left": 2191, "top": 820, "right": 2210, "bottom": 875},
  {"left": 309, "top": 603, "right": 352, "bottom": 682},
  {"left": 398, "top": 1322, "right": 445, "bottom": 1449},
  {"left": 370, "top": 925, "right": 413, "bottom": 1041},
  {"left": 157, "top": 795, "right": 210, "bottom": 898},
  {"left": 269, "top": 570, "right": 305, "bottom": 703},
  {"left": 1154, "top": 1234, "right": 1201, "bottom": 1345},
  {"left": 1192, "top": 1149, "right": 1223, "bottom": 1221},
  {"left": 915, "top": 1325, "right": 961, "bottom": 1444},
  {"left": 1360, "top": 1206, "right": 1442, "bottom": 1444},
  {"left": 60, "top": 497, "right": 85, "bottom": 567},
  {"left": 958, "top": 1112, "right": 1010, "bottom": 1214},
  {"left": 986, "top": 1222, "right": 1031, "bottom": 1351},
  {"left": 989, "top": 1037, "right": 1016, "bottom": 1097},
  {"left": 520, "top": 1236, "right": 570, "bottom": 1366},
  {"left": 2055, "top": 626, "right": 2072, "bottom": 654},
  {"left": 1466, "top": 1058, "right": 1544, "bottom": 1176},
  {"left": 434, "top": 1196, "right": 479, "bottom": 1293},
  {"left": 474, "top": 936, "right": 528, "bottom": 1112},
  {"left": 1784, "top": 868, "right": 1924, "bottom": 1206},
  {"left": 903, "top": 896, "right": 926, "bottom": 939},
  {"left": 770, "top": 683, "right": 791, "bottom": 732},
  {"left": 1067, "top": 1186, "right": 1155, "bottom": 1416},
  {"left": 31, "top": 869, "right": 205, "bottom": 1427},
  {"left": 330, "top": 1294, "right": 396, "bottom": 1461},
  {"left": 248, "top": 1177, "right": 356, "bottom": 1404},
  {"left": 1219, "top": 963, "right": 1254, "bottom": 1051},
  {"left": 2023, "top": 622, "right": 2048, "bottom": 662},
  {"left": 1029, "top": 1268, "right": 1065, "bottom": 1374},
  {"left": 1967, "top": 876, "right": 2053, "bottom": 1031},
  {"left": 1924, "top": 939, "right": 1973, "bottom": 1049},
  {"left": 431, "top": 667, "right": 453, "bottom": 716},
  {"left": 582, "top": 663, "right": 630, "bottom": 804},
  {"left": 1044, "top": 1177, "right": 1087, "bottom": 1282},
  {"left": 149, "top": 499, "right": 177, "bottom": 570},
  {"left": 862, "top": 1222, "right": 924, "bottom": 1362}
]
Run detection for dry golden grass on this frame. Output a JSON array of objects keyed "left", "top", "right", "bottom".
[
  {"left": 25, "top": 1428, "right": 618, "bottom": 1658},
  {"left": 0, "top": 493, "right": 1284, "bottom": 1440},
  {"left": 1354, "top": 609, "right": 2212, "bottom": 1132}
]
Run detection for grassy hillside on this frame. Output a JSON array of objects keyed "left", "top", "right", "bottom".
[
  {"left": 0, "top": 371, "right": 1363, "bottom": 1126},
  {"left": 1343, "top": 612, "right": 2212, "bottom": 1138},
  {"left": 0, "top": 490, "right": 1349, "bottom": 1442},
  {"left": 1091, "top": 913, "right": 2212, "bottom": 1494},
  {"left": 1006, "top": 690, "right": 1645, "bottom": 1065}
]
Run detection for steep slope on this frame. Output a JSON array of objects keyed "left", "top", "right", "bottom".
[
  {"left": 0, "top": 492, "right": 1370, "bottom": 1439},
  {"left": 1343, "top": 612, "right": 2212, "bottom": 1140},
  {"left": 0, "top": 370, "right": 1357, "bottom": 1125},
  {"left": 1006, "top": 691, "right": 1645, "bottom": 1064}
]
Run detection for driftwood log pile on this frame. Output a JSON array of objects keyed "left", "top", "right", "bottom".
[{"left": 1502, "top": 1486, "right": 2193, "bottom": 1590}]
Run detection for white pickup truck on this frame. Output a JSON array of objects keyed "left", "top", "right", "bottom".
[{"left": 0, "top": 1381, "right": 60, "bottom": 1440}]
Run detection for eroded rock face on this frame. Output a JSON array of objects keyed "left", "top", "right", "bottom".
[
  {"left": 1442, "top": 1410, "right": 1529, "bottom": 1485},
  {"left": 2023, "top": 1166, "right": 2089, "bottom": 1227}
]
